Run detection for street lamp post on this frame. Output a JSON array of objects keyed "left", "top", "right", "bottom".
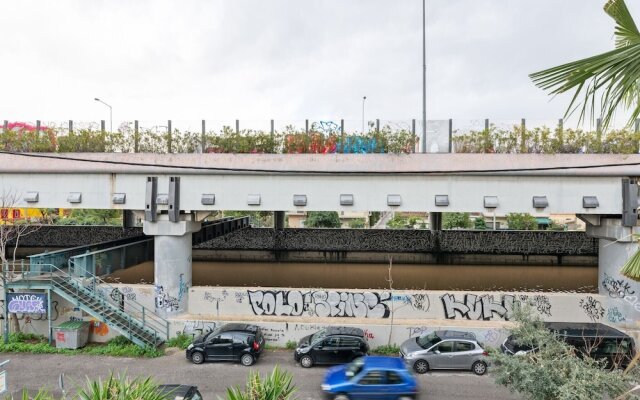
[
  {"left": 94, "top": 98, "right": 112, "bottom": 132},
  {"left": 362, "top": 96, "right": 367, "bottom": 134},
  {"left": 421, "top": 0, "right": 427, "bottom": 153}
]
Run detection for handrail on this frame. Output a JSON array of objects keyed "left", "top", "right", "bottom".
[
  {"left": 67, "top": 259, "right": 168, "bottom": 339},
  {"left": 13, "top": 261, "right": 168, "bottom": 344},
  {"left": 67, "top": 238, "right": 153, "bottom": 277}
]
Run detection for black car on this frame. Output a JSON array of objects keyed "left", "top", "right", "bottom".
[
  {"left": 294, "top": 326, "right": 369, "bottom": 368},
  {"left": 157, "top": 385, "right": 203, "bottom": 400},
  {"left": 501, "top": 322, "right": 635, "bottom": 369},
  {"left": 186, "top": 323, "right": 264, "bottom": 366}
]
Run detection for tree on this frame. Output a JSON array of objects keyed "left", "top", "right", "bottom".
[
  {"left": 442, "top": 213, "right": 472, "bottom": 229},
  {"left": 304, "top": 212, "right": 341, "bottom": 228},
  {"left": 490, "top": 308, "right": 636, "bottom": 400},
  {"left": 223, "top": 211, "right": 273, "bottom": 228},
  {"left": 348, "top": 218, "right": 366, "bottom": 229},
  {"left": 530, "top": 0, "right": 640, "bottom": 130},
  {"left": 474, "top": 217, "right": 487, "bottom": 230},
  {"left": 506, "top": 213, "right": 538, "bottom": 230},
  {"left": 0, "top": 190, "right": 40, "bottom": 336},
  {"left": 386, "top": 215, "right": 411, "bottom": 229}
]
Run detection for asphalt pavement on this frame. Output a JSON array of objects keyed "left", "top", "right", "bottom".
[{"left": 0, "top": 349, "right": 521, "bottom": 399}]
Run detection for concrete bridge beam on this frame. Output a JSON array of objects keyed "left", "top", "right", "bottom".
[{"left": 144, "top": 214, "right": 201, "bottom": 317}]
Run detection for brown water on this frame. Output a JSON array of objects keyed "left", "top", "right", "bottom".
[{"left": 107, "top": 261, "right": 597, "bottom": 292}]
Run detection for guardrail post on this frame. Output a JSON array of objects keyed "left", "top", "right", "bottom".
[
  {"left": 128, "top": 315, "right": 132, "bottom": 341},
  {"left": 235, "top": 119, "right": 239, "bottom": 135},
  {"left": 68, "top": 120, "right": 73, "bottom": 134},
  {"left": 142, "top": 307, "right": 146, "bottom": 326}
]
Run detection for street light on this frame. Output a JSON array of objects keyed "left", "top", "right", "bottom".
[
  {"left": 94, "top": 98, "right": 112, "bottom": 132},
  {"left": 362, "top": 96, "right": 367, "bottom": 134},
  {"left": 421, "top": 0, "right": 427, "bottom": 153}
]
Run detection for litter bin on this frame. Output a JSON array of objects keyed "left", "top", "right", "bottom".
[{"left": 54, "top": 321, "right": 90, "bottom": 349}]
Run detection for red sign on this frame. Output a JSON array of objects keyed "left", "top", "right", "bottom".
[{"left": 56, "top": 332, "right": 65, "bottom": 342}]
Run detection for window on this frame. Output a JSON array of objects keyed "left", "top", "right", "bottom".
[
  {"left": 417, "top": 332, "right": 441, "bottom": 349},
  {"left": 191, "top": 392, "right": 203, "bottom": 400},
  {"left": 0, "top": 209, "right": 7, "bottom": 219},
  {"left": 387, "top": 371, "right": 404, "bottom": 385},
  {"left": 436, "top": 341, "right": 454, "bottom": 353},
  {"left": 455, "top": 341, "right": 475, "bottom": 352},
  {"left": 217, "top": 332, "right": 233, "bottom": 345},
  {"left": 11, "top": 209, "right": 20, "bottom": 219},
  {"left": 323, "top": 337, "right": 340, "bottom": 347},
  {"left": 233, "top": 334, "right": 246, "bottom": 345},
  {"left": 358, "top": 371, "right": 385, "bottom": 385},
  {"left": 340, "top": 337, "right": 361, "bottom": 348}
]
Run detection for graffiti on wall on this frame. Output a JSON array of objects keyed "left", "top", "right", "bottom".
[
  {"left": 155, "top": 285, "right": 179, "bottom": 313},
  {"left": 440, "top": 293, "right": 518, "bottom": 321},
  {"left": 580, "top": 296, "right": 605, "bottom": 322},
  {"left": 602, "top": 273, "right": 635, "bottom": 299},
  {"left": 607, "top": 307, "right": 626, "bottom": 323},
  {"left": 181, "top": 320, "right": 218, "bottom": 337},
  {"left": 178, "top": 274, "right": 189, "bottom": 302},
  {"left": 248, "top": 290, "right": 391, "bottom": 318},
  {"left": 518, "top": 294, "right": 552, "bottom": 317},
  {"left": 392, "top": 294, "right": 430, "bottom": 313},
  {"left": 7, "top": 293, "right": 47, "bottom": 314}
]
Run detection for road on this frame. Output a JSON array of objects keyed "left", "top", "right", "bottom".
[{"left": 1, "top": 349, "right": 520, "bottom": 399}]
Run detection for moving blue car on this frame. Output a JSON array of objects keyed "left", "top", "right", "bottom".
[{"left": 321, "top": 356, "right": 419, "bottom": 400}]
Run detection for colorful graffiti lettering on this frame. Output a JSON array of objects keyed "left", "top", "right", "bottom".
[
  {"left": 607, "top": 307, "right": 626, "bottom": 323},
  {"left": 247, "top": 290, "right": 391, "bottom": 318},
  {"left": 441, "top": 293, "right": 517, "bottom": 321}
]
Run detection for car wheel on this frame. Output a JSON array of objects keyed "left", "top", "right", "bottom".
[
  {"left": 333, "top": 395, "right": 350, "bottom": 400},
  {"left": 413, "top": 359, "right": 429, "bottom": 374},
  {"left": 472, "top": 360, "right": 487, "bottom": 375},
  {"left": 241, "top": 353, "right": 255, "bottom": 366},
  {"left": 300, "top": 355, "right": 314, "bottom": 368},
  {"left": 191, "top": 351, "right": 205, "bottom": 365}
]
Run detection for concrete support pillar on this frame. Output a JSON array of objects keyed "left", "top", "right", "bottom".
[
  {"left": 144, "top": 215, "right": 201, "bottom": 317},
  {"left": 586, "top": 218, "right": 640, "bottom": 325},
  {"left": 122, "top": 210, "right": 137, "bottom": 228},
  {"left": 429, "top": 212, "right": 442, "bottom": 231},
  {"left": 274, "top": 211, "right": 285, "bottom": 230}
]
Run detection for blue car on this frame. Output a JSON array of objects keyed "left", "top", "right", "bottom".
[{"left": 321, "top": 356, "right": 419, "bottom": 400}]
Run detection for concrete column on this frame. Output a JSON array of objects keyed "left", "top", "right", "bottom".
[
  {"left": 274, "top": 211, "right": 285, "bottom": 230},
  {"left": 144, "top": 215, "right": 201, "bottom": 317},
  {"left": 429, "top": 212, "right": 442, "bottom": 231},
  {"left": 122, "top": 210, "right": 137, "bottom": 227},
  {"left": 586, "top": 218, "right": 640, "bottom": 325}
]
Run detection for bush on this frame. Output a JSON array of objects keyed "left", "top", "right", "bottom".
[
  {"left": 371, "top": 344, "right": 400, "bottom": 355},
  {"left": 224, "top": 366, "right": 297, "bottom": 400},
  {"left": 167, "top": 333, "right": 193, "bottom": 349},
  {"left": 76, "top": 373, "right": 167, "bottom": 400},
  {"left": 285, "top": 340, "right": 297, "bottom": 350}
]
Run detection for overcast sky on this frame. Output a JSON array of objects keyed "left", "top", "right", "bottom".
[{"left": 1, "top": 0, "right": 636, "bottom": 130}]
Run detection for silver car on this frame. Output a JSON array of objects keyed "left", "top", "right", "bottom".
[{"left": 399, "top": 330, "right": 489, "bottom": 375}]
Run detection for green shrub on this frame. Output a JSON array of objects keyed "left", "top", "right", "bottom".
[
  {"left": 224, "top": 365, "right": 296, "bottom": 400},
  {"left": 167, "top": 333, "right": 193, "bottom": 350},
  {"left": 76, "top": 373, "right": 167, "bottom": 400},
  {"left": 371, "top": 344, "right": 400, "bottom": 355},
  {"left": 285, "top": 340, "right": 297, "bottom": 350}
]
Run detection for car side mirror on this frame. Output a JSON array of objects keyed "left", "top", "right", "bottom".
[
  {"left": 314, "top": 345, "right": 323, "bottom": 350},
  {"left": 434, "top": 350, "right": 441, "bottom": 355}
]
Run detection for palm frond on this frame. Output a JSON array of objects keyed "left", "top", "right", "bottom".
[
  {"left": 621, "top": 245, "right": 640, "bottom": 281},
  {"left": 530, "top": 0, "right": 640, "bottom": 129}
]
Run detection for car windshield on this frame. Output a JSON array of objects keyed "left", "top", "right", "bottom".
[
  {"left": 345, "top": 357, "right": 365, "bottom": 379},
  {"left": 205, "top": 327, "right": 222, "bottom": 341},
  {"left": 311, "top": 329, "right": 327, "bottom": 343},
  {"left": 417, "top": 332, "right": 441, "bottom": 349}
]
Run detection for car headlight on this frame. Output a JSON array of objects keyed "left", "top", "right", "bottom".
[
  {"left": 321, "top": 384, "right": 331, "bottom": 391},
  {"left": 187, "top": 344, "right": 194, "bottom": 350}
]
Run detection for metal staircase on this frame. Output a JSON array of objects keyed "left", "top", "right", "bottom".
[{"left": 7, "top": 263, "right": 168, "bottom": 348}]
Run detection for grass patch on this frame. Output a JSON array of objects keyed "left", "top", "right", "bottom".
[
  {"left": 0, "top": 333, "right": 163, "bottom": 358},
  {"left": 371, "top": 344, "right": 401, "bottom": 355},
  {"left": 285, "top": 340, "right": 297, "bottom": 350},
  {"left": 166, "top": 333, "right": 193, "bottom": 350}
]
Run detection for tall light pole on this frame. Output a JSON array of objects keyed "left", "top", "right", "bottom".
[
  {"left": 421, "top": 0, "right": 427, "bottom": 153},
  {"left": 94, "top": 98, "right": 112, "bottom": 132},
  {"left": 362, "top": 96, "right": 367, "bottom": 133}
]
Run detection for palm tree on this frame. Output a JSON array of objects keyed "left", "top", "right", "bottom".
[{"left": 530, "top": 0, "right": 640, "bottom": 130}]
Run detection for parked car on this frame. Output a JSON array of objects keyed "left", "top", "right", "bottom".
[
  {"left": 321, "top": 356, "right": 419, "bottom": 400},
  {"left": 399, "top": 330, "right": 489, "bottom": 375},
  {"left": 186, "top": 323, "right": 264, "bottom": 366},
  {"left": 501, "top": 322, "right": 636, "bottom": 369},
  {"left": 158, "top": 384, "right": 203, "bottom": 400},
  {"left": 295, "top": 326, "right": 369, "bottom": 368}
]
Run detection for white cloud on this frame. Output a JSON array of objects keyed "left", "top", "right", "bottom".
[{"left": 0, "top": 0, "right": 636, "bottom": 129}]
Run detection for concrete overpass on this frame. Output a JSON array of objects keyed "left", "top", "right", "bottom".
[
  {"left": 1, "top": 152, "right": 640, "bottom": 318},
  {"left": 0, "top": 152, "right": 639, "bottom": 214}
]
